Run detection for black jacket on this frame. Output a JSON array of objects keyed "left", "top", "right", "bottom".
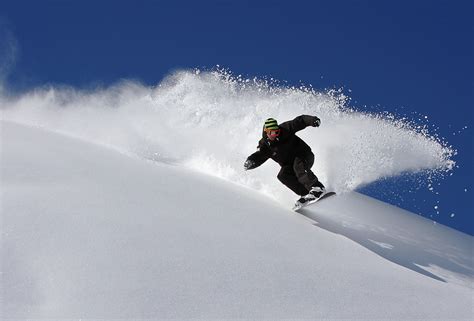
[{"left": 246, "top": 115, "right": 319, "bottom": 168}]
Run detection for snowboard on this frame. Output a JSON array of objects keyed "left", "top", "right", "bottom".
[{"left": 292, "top": 191, "right": 336, "bottom": 211}]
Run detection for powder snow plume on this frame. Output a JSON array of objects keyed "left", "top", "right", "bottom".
[{"left": 0, "top": 68, "right": 455, "bottom": 204}]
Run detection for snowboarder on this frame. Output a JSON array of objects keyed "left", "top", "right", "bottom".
[{"left": 244, "top": 115, "right": 326, "bottom": 209}]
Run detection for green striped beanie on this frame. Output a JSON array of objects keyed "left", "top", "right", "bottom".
[{"left": 264, "top": 118, "right": 279, "bottom": 130}]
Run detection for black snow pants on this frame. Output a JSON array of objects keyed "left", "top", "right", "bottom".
[{"left": 277, "top": 152, "right": 325, "bottom": 196}]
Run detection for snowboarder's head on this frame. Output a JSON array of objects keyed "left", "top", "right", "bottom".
[{"left": 264, "top": 118, "right": 280, "bottom": 140}]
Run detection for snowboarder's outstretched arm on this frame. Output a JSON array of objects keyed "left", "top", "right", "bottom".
[
  {"left": 244, "top": 143, "right": 270, "bottom": 170},
  {"left": 279, "top": 115, "right": 320, "bottom": 134}
]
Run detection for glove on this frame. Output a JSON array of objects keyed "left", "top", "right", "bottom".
[
  {"left": 244, "top": 159, "right": 256, "bottom": 171},
  {"left": 312, "top": 116, "right": 321, "bottom": 127}
]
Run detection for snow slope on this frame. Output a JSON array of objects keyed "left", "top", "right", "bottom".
[{"left": 2, "top": 121, "right": 472, "bottom": 319}]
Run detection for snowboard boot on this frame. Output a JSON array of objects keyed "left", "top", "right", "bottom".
[
  {"left": 293, "top": 186, "right": 327, "bottom": 210},
  {"left": 294, "top": 193, "right": 318, "bottom": 209},
  {"left": 309, "top": 185, "right": 325, "bottom": 198}
]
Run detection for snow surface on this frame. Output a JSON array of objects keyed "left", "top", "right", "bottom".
[
  {"left": 1, "top": 70, "right": 471, "bottom": 319},
  {"left": 1, "top": 120, "right": 473, "bottom": 319}
]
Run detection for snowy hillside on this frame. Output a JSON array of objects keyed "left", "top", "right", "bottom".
[{"left": 2, "top": 120, "right": 472, "bottom": 319}]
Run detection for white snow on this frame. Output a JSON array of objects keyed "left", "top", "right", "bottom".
[
  {"left": 1, "top": 70, "right": 472, "bottom": 319},
  {"left": 1, "top": 120, "right": 472, "bottom": 319}
]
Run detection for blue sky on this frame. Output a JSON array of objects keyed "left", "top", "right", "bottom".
[{"left": 1, "top": 0, "right": 472, "bottom": 234}]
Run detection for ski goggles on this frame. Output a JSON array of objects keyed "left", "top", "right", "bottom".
[{"left": 265, "top": 128, "right": 280, "bottom": 138}]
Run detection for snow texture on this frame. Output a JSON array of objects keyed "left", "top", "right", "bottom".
[
  {"left": 0, "top": 70, "right": 471, "bottom": 319},
  {"left": 1, "top": 121, "right": 472, "bottom": 319}
]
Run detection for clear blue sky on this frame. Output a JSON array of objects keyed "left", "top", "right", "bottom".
[{"left": 1, "top": 0, "right": 472, "bottom": 234}]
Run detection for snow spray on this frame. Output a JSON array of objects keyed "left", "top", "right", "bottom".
[{"left": 0, "top": 68, "right": 455, "bottom": 204}]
